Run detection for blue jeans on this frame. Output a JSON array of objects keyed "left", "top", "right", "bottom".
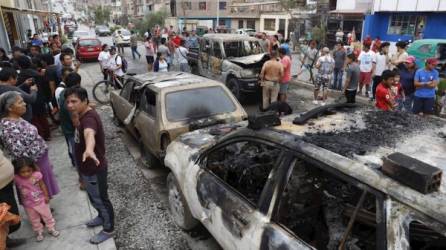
[
  {"left": 131, "top": 46, "right": 141, "bottom": 59},
  {"left": 82, "top": 170, "right": 115, "bottom": 232},
  {"left": 403, "top": 93, "right": 414, "bottom": 112},
  {"left": 64, "top": 134, "right": 76, "bottom": 167},
  {"left": 332, "top": 68, "right": 343, "bottom": 90}
]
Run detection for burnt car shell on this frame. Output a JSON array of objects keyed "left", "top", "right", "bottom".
[{"left": 165, "top": 108, "right": 446, "bottom": 250}]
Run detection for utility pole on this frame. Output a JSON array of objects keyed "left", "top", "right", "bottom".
[{"left": 216, "top": 0, "right": 219, "bottom": 30}]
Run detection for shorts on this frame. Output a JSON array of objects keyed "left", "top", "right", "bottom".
[
  {"left": 315, "top": 75, "right": 330, "bottom": 90},
  {"left": 359, "top": 71, "right": 372, "bottom": 85},
  {"left": 146, "top": 55, "right": 154, "bottom": 64},
  {"left": 279, "top": 83, "right": 289, "bottom": 94},
  {"left": 412, "top": 96, "right": 434, "bottom": 114}
]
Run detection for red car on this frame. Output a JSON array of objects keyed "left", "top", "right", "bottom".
[{"left": 75, "top": 38, "right": 102, "bottom": 61}]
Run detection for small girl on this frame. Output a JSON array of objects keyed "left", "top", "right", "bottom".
[
  {"left": 13, "top": 158, "right": 59, "bottom": 242},
  {"left": 391, "top": 70, "right": 405, "bottom": 111}
]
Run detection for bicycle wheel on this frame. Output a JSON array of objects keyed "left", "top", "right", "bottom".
[{"left": 93, "top": 80, "right": 113, "bottom": 104}]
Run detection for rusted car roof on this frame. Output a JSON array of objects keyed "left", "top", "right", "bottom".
[
  {"left": 128, "top": 72, "right": 227, "bottom": 91},
  {"left": 202, "top": 33, "right": 260, "bottom": 42}
]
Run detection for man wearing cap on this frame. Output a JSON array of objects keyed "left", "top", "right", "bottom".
[
  {"left": 413, "top": 58, "right": 440, "bottom": 115},
  {"left": 398, "top": 55, "right": 418, "bottom": 111},
  {"left": 314, "top": 47, "right": 335, "bottom": 105},
  {"left": 358, "top": 44, "right": 376, "bottom": 97}
]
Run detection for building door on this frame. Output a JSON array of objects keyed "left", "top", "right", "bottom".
[{"left": 238, "top": 20, "right": 244, "bottom": 29}]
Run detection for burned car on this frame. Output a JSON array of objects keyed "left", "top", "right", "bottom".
[
  {"left": 165, "top": 106, "right": 446, "bottom": 249},
  {"left": 188, "top": 34, "right": 268, "bottom": 101},
  {"left": 110, "top": 72, "right": 247, "bottom": 168}
]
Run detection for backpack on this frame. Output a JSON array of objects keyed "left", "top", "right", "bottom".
[{"left": 115, "top": 55, "right": 128, "bottom": 73}]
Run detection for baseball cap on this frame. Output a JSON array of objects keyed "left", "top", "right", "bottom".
[
  {"left": 426, "top": 58, "right": 439, "bottom": 65},
  {"left": 406, "top": 56, "right": 416, "bottom": 64},
  {"left": 322, "top": 47, "right": 330, "bottom": 53}
]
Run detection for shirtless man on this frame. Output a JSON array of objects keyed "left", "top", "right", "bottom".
[{"left": 259, "top": 50, "right": 284, "bottom": 110}]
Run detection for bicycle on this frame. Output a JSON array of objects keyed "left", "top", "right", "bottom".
[{"left": 93, "top": 70, "right": 130, "bottom": 104}]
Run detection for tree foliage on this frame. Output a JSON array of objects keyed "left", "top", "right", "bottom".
[
  {"left": 133, "top": 10, "right": 168, "bottom": 34},
  {"left": 94, "top": 6, "right": 111, "bottom": 25}
]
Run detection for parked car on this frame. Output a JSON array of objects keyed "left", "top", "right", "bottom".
[
  {"left": 72, "top": 30, "right": 91, "bottom": 46},
  {"left": 188, "top": 34, "right": 268, "bottom": 101},
  {"left": 165, "top": 105, "right": 446, "bottom": 250},
  {"left": 112, "top": 29, "right": 131, "bottom": 47},
  {"left": 407, "top": 39, "right": 446, "bottom": 69},
  {"left": 95, "top": 25, "right": 111, "bottom": 36},
  {"left": 75, "top": 38, "right": 101, "bottom": 61},
  {"left": 110, "top": 72, "right": 247, "bottom": 168}
]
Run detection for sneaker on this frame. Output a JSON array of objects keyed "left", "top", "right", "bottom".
[
  {"left": 86, "top": 216, "right": 104, "bottom": 228},
  {"left": 321, "top": 102, "right": 326, "bottom": 106},
  {"left": 312, "top": 100, "right": 319, "bottom": 105},
  {"left": 90, "top": 230, "right": 114, "bottom": 244},
  {"left": 36, "top": 233, "right": 44, "bottom": 242},
  {"left": 48, "top": 229, "right": 60, "bottom": 237}
]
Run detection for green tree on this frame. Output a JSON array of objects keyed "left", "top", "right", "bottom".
[
  {"left": 94, "top": 6, "right": 111, "bottom": 25},
  {"left": 134, "top": 10, "right": 168, "bottom": 34}
]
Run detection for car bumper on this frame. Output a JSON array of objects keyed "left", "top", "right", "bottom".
[
  {"left": 77, "top": 51, "right": 100, "bottom": 60},
  {"left": 238, "top": 78, "right": 260, "bottom": 93}
]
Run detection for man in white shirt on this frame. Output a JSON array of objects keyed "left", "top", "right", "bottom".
[
  {"left": 358, "top": 44, "right": 376, "bottom": 97},
  {"left": 98, "top": 44, "right": 110, "bottom": 80},
  {"left": 372, "top": 42, "right": 390, "bottom": 100},
  {"left": 107, "top": 46, "right": 124, "bottom": 78},
  {"left": 314, "top": 47, "right": 335, "bottom": 105},
  {"left": 175, "top": 40, "right": 189, "bottom": 72}
]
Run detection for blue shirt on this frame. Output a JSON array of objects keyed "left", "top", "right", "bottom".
[
  {"left": 31, "top": 39, "right": 43, "bottom": 46},
  {"left": 414, "top": 68, "right": 439, "bottom": 98},
  {"left": 398, "top": 64, "right": 416, "bottom": 95}
]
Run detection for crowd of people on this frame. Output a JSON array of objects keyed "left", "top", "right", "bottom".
[
  {"left": 0, "top": 38, "right": 115, "bottom": 247},
  {"left": 298, "top": 39, "right": 444, "bottom": 115}
]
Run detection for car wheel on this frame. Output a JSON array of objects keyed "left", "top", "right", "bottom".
[
  {"left": 226, "top": 77, "right": 244, "bottom": 102},
  {"left": 167, "top": 173, "right": 199, "bottom": 230},
  {"left": 139, "top": 142, "right": 162, "bottom": 169}
]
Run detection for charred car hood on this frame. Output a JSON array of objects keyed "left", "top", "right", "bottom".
[{"left": 228, "top": 53, "right": 268, "bottom": 67}]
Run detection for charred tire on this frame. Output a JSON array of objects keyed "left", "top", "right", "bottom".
[
  {"left": 226, "top": 77, "right": 243, "bottom": 101},
  {"left": 139, "top": 142, "right": 162, "bottom": 169},
  {"left": 167, "top": 173, "right": 199, "bottom": 230}
]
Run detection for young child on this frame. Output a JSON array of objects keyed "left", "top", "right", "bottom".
[
  {"left": 13, "top": 158, "right": 59, "bottom": 242},
  {"left": 375, "top": 70, "right": 396, "bottom": 111},
  {"left": 391, "top": 70, "right": 405, "bottom": 111}
]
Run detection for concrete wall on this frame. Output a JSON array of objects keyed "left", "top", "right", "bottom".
[
  {"left": 363, "top": 12, "right": 446, "bottom": 42},
  {"left": 373, "top": 0, "right": 446, "bottom": 12}
]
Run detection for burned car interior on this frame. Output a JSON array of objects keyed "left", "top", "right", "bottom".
[{"left": 200, "top": 133, "right": 446, "bottom": 249}]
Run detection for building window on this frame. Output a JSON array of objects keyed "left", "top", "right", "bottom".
[
  {"left": 219, "top": 1, "right": 227, "bottom": 10},
  {"left": 388, "top": 15, "right": 425, "bottom": 36},
  {"left": 218, "top": 19, "right": 226, "bottom": 27},
  {"left": 264, "top": 19, "right": 276, "bottom": 31},
  {"left": 181, "top": 1, "right": 192, "bottom": 10},
  {"left": 238, "top": 20, "right": 244, "bottom": 29},
  {"left": 199, "top": 2, "right": 207, "bottom": 10},
  {"left": 247, "top": 20, "right": 255, "bottom": 29}
]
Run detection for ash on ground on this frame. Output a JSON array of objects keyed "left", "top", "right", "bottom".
[
  {"left": 98, "top": 106, "right": 189, "bottom": 250},
  {"left": 303, "top": 110, "right": 443, "bottom": 158}
]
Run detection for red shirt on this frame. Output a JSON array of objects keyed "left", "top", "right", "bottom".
[
  {"left": 375, "top": 83, "right": 394, "bottom": 111},
  {"left": 172, "top": 36, "right": 181, "bottom": 47}
]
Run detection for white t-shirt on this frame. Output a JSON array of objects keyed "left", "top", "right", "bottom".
[
  {"left": 158, "top": 60, "right": 168, "bottom": 72},
  {"left": 108, "top": 54, "right": 125, "bottom": 77},
  {"left": 375, "top": 53, "right": 389, "bottom": 76},
  {"left": 175, "top": 46, "right": 188, "bottom": 64},
  {"left": 98, "top": 51, "right": 110, "bottom": 68},
  {"left": 55, "top": 84, "right": 65, "bottom": 105},
  {"left": 358, "top": 50, "right": 376, "bottom": 73}
]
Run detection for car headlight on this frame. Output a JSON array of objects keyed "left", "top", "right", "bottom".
[{"left": 240, "top": 69, "right": 254, "bottom": 78}]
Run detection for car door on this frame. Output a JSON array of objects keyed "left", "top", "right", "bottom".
[
  {"left": 210, "top": 41, "right": 223, "bottom": 76},
  {"left": 133, "top": 88, "right": 159, "bottom": 156},
  {"left": 194, "top": 139, "right": 290, "bottom": 249},
  {"left": 111, "top": 79, "right": 135, "bottom": 125}
]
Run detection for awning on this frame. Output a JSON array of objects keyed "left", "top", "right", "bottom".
[
  {"left": 329, "top": 9, "right": 367, "bottom": 15},
  {"left": 0, "top": 6, "right": 61, "bottom": 17}
]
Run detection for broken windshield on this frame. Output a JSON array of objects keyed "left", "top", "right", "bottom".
[
  {"left": 165, "top": 86, "right": 236, "bottom": 122},
  {"left": 223, "top": 41, "right": 264, "bottom": 58}
]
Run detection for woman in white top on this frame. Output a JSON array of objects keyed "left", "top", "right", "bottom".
[
  {"left": 154, "top": 52, "right": 168, "bottom": 72},
  {"left": 98, "top": 44, "right": 110, "bottom": 80}
]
